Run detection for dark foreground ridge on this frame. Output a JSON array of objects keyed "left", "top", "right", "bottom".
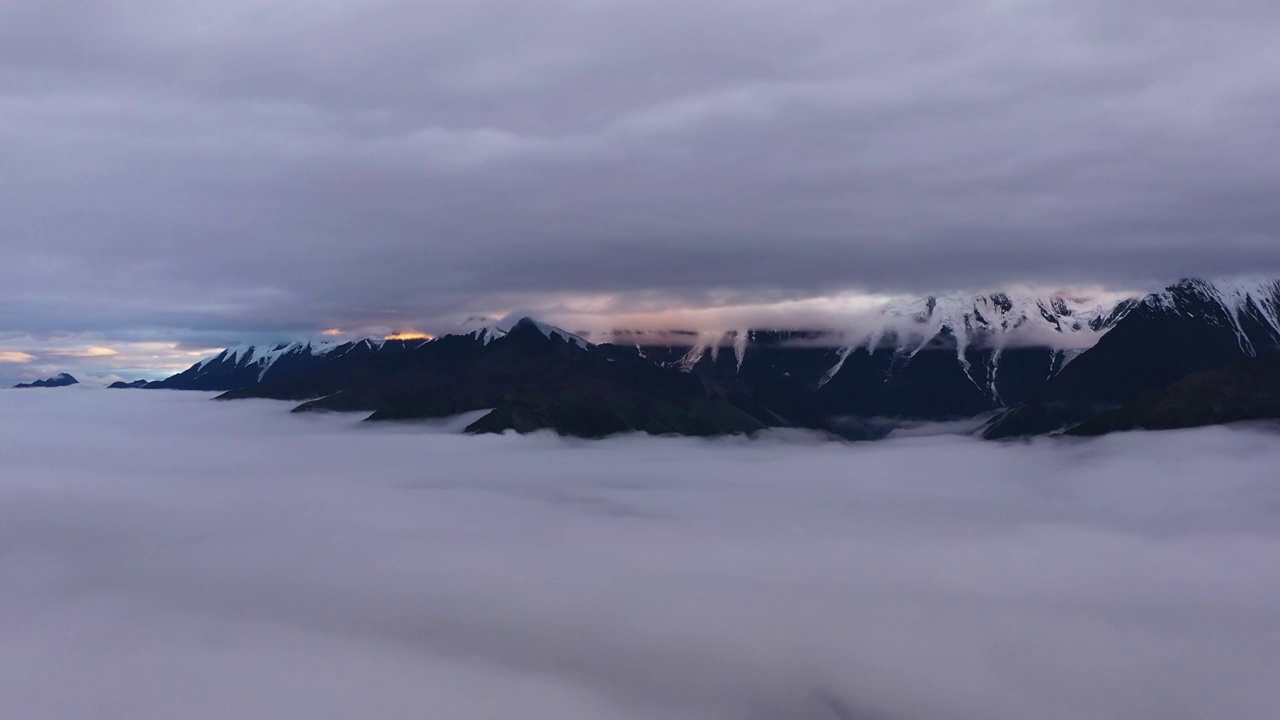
[
  {"left": 13, "top": 373, "right": 79, "bottom": 389},
  {"left": 116, "top": 278, "right": 1280, "bottom": 439},
  {"left": 1068, "top": 356, "right": 1280, "bottom": 436}
]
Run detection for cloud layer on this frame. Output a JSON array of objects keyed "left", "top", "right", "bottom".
[
  {"left": 3, "top": 389, "right": 1280, "bottom": 718},
  {"left": 3, "top": 0, "right": 1280, "bottom": 347}
]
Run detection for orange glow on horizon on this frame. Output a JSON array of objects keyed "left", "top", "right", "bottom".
[
  {"left": 321, "top": 328, "right": 344, "bottom": 336},
  {"left": 384, "top": 331, "right": 434, "bottom": 341}
]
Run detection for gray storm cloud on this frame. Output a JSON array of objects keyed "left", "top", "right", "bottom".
[
  {"left": 3, "top": 389, "right": 1280, "bottom": 719},
  {"left": 3, "top": 0, "right": 1280, "bottom": 342}
]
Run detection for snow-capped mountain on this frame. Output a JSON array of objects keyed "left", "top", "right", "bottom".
[
  {"left": 157, "top": 337, "right": 392, "bottom": 391},
  {"left": 1143, "top": 277, "right": 1280, "bottom": 355},
  {"left": 985, "top": 277, "right": 1280, "bottom": 438},
  {"left": 119, "top": 277, "right": 1280, "bottom": 439},
  {"left": 454, "top": 317, "right": 589, "bottom": 347},
  {"left": 138, "top": 320, "right": 582, "bottom": 393},
  {"left": 197, "top": 338, "right": 356, "bottom": 381}
]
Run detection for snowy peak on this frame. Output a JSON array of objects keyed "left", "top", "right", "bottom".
[{"left": 1145, "top": 277, "right": 1280, "bottom": 356}]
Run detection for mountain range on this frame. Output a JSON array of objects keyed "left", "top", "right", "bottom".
[{"left": 110, "top": 278, "right": 1280, "bottom": 439}]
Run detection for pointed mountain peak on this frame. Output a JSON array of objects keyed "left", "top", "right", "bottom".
[{"left": 507, "top": 318, "right": 592, "bottom": 349}]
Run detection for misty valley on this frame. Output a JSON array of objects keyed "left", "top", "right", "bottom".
[{"left": 2, "top": 389, "right": 1278, "bottom": 719}]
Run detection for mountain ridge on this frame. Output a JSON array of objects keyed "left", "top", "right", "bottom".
[{"left": 110, "top": 277, "right": 1280, "bottom": 439}]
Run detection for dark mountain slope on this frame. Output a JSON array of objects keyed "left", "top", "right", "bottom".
[
  {"left": 1069, "top": 356, "right": 1280, "bottom": 435},
  {"left": 650, "top": 330, "right": 1083, "bottom": 420},
  {"left": 287, "top": 319, "right": 783, "bottom": 437}
]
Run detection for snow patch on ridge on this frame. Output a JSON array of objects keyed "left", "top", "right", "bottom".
[
  {"left": 251, "top": 340, "right": 345, "bottom": 381},
  {"left": 732, "top": 330, "right": 749, "bottom": 371},
  {"left": 467, "top": 326, "right": 508, "bottom": 345},
  {"left": 523, "top": 319, "right": 592, "bottom": 349},
  {"left": 1206, "top": 278, "right": 1280, "bottom": 354}
]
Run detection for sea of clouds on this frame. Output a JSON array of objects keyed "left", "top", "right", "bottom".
[{"left": 2, "top": 389, "right": 1279, "bottom": 719}]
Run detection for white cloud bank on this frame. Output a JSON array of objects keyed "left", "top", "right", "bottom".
[{"left": 2, "top": 390, "right": 1279, "bottom": 719}]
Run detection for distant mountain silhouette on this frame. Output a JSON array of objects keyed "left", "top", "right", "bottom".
[{"left": 13, "top": 373, "right": 78, "bottom": 389}]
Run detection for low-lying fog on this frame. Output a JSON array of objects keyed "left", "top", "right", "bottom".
[{"left": 3, "top": 390, "right": 1279, "bottom": 719}]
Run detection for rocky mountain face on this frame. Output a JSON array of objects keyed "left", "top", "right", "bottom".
[
  {"left": 121, "top": 278, "right": 1280, "bottom": 438},
  {"left": 13, "top": 373, "right": 79, "bottom": 389}
]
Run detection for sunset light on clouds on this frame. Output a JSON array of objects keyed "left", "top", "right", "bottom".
[{"left": 48, "top": 346, "right": 120, "bottom": 358}]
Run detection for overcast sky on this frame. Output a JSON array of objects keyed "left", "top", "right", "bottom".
[{"left": 4, "top": 0, "right": 1280, "bottom": 380}]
